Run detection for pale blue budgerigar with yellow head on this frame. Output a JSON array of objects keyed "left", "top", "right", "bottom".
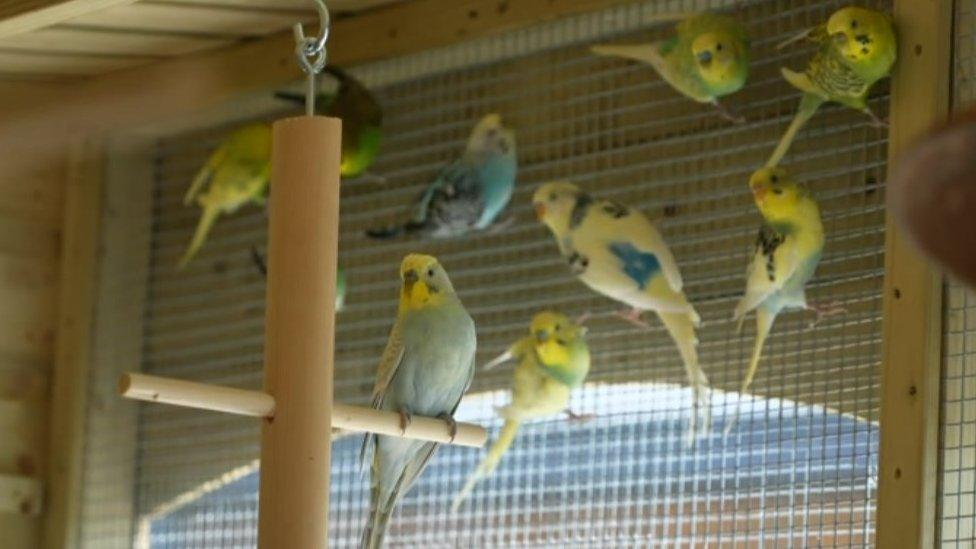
[
  {"left": 359, "top": 254, "right": 477, "bottom": 549},
  {"left": 451, "top": 311, "right": 591, "bottom": 512},
  {"left": 366, "top": 114, "right": 517, "bottom": 239},
  {"left": 533, "top": 182, "right": 709, "bottom": 443},
  {"left": 591, "top": 12, "right": 751, "bottom": 123},
  {"left": 767, "top": 6, "right": 896, "bottom": 166},
  {"left": 724, "top": 167, "right": 842, "bottom": 436}
]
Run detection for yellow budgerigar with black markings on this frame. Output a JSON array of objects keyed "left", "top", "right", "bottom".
[
  {"left": 767, "top": 6, "right": 897, "bottom": 167},
  {"left": 451, "top": 311, "right": 591, "bottom": 512}
]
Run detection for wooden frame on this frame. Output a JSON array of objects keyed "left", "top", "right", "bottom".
[{"left": 876, "top": 1, "right": 954, "bottom": 548}]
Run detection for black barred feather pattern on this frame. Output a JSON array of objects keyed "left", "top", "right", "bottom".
[
  {"left": 757, "top": 224, "right": 786, "bottom": 282},
  {"left": 807, "top": 50, "right": 870, "bottom": 100}
]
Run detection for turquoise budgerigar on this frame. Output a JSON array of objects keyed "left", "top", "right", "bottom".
[
  {"left": 767, "top": 6, "right": 896, "bottom": 166},
  {"left": 360, "top": 254, "right": 477, "bottom": 549},
  {"left": 451, "top": 311, "right": 591, "bottom": 512},
  {"left": 366, "top": 114, "right": 517, "bottom": 239},
  {"left": 724, "top": 167, "right": 842, "bottom": 435},
  {"left": 591, "top": 12, "right": 750, "bottom": 123},
  {"left": 533, "top": 182, "right": 709, "bottom": 443}
]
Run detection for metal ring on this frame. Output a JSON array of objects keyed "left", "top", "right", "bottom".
[{"left": 293, "top": 0, "right": 331, "bottom": 63}]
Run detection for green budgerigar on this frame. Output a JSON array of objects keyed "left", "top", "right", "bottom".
[
  {"left": 179, "top": 123, "right": 271, "bottom": 269},
  {"left": 591, "top": 12, "right": 750, "bottom": 122},
  {"left": 767, "top": 6, "right": 897, "bottom": 167},
  {"left": 450, "top": 311, "right": 591, "bottom": 512},
  {"left": 360, "top": 254, "right": 476, "bottom": 549}
]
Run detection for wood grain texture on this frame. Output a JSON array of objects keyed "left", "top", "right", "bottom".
[
  {"left": 42, "top": 134, "right": 103, "bottom": 549},
  {"left": 877, "top": 1, "right": 953, "bottom": 548},
  {"left": 0, "top": 27, "right": 229, "bottom": 56},
  {"left": 0, "top": 0, "right": 139, "bottom": 39}
]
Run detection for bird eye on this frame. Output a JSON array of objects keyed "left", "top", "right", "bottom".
[
  {"left": 427, "top": 268, "right": 435, "bottom": 277},
  {"left": 770, "top": 175, "right": 779, "bottom": 183},
  {"left": 549, "top": 192, "right": 557, "bottom": 202},
  {"left": 851, "top": 20, "right": 858, "bottom": 29},
  {"left": 716, "top": 43, "right": 724, "bottom": 51},
  {"left": 773, "top": 188, "right": 784, "bottom": 196}
]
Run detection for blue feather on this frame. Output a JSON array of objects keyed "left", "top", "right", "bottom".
[{"left": 608, "top": 242, "right": 661, "bottom": 289}]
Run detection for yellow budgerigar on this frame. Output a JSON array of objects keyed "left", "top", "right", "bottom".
[
  {"left": 767, "top": 6, "right": 897, "bottom": 167},
  {"left": 725, "top": 167, "right": 843, "bottom": 436},
  {"left": 451, "top": 311, "right": 591, "bottom": 512},
  {"left": 533, "top": 181, "right": 709, "bottom": 444},
  {"left": 591, "top": 12, "right": 750, "bottom": 122},
  {"left": 179, "top": 123, "right": 272, "bottom": 269}
]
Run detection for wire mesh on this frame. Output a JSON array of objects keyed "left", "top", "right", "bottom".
[
  {"left": 936, "top": 1, "right": 976, "bottom": 546},
  {"left": 81, "top": 0, "right": 895, "bottom": 546}
]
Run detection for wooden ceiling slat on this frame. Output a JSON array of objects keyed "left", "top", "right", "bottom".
[
  {"left": 65, "top": 3, "right": 312, "bottom": 37},
  {"left": 0, "top": 27, "right": 229, "bottom": 56},
  {"left": 0, "top": 1, "right": 139, "bottom": 40},
  {"left": 160, "top": 0, "right": 402, "bottom": 12},
  {"left": 0, "top": 50, "right": 154, "bottom": 75}
]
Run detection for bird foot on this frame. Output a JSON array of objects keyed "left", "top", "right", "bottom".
[
  {"left": 806, "top": 301, "right": 847, "bottom": 329},
  {"left": 360, "top": 171, "right": 388, "bottom": 185},
  {"left": 564, "top": 409, "right": 595, "bottom": 424},
  {"left": 398, "top": 407, "right": 413, "bottom": 434},
  {"left": 437, "top": 412, "right": 458, "bottom": 442},
  {"left": 865, "top": 111, "right": 889, "bottom": 129},
  {"left": 574, "top": 311, "right": 592, "bottom": 326},
  {"left": 615, "top": 308, "right": 652, "bottom": 331},
  {"left": 487, "top": 215, "right": 516, "bottom": 234},
  {"left": 712, "top": 100, "right": 747, "bottom": 124},
  {"left": 250, "top": 246, "right": 267, "bottom": 277}
]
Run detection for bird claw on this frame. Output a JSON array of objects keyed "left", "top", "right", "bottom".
[
  {"left": 864, "top": 111, "right": 889, "bottom": 129},
  {"left": 615, "top": 308, "right": 652, "bottom": 331},
  {"left": 807, "top": 301, "right": 846, "bottom": 329},
  {"left": 564, "top": 409, "right": 595, "bottom": 424},
  {"left": 398, "top": 407, "right": 413, "bottom": 434},
  {"left": 712, "top": 101, "right": 747, "bottom": 124},
  {"left": 438, "top": 412, "right": 458, "bottom": 442},
  {"left": 487, "top": 215, "right": 516, "bottom": 234}
]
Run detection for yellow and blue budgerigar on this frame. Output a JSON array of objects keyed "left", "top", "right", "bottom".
[
  {"left": 592, "top": 12, "right": 750, "bottom": 122},
  {"left": 767, "top": 6, "right": 896, "bottom": 167},
  {"left": 451, "top": 311, "right": 591, "bottom": 512},
  {"left": 360, "top": 254, "right": 477, "bottom": 549},
  {"left": 366, "top": 114, "right": 517, "bottom": 239},
  {"left": 533, "top": 182, "right": 709, "bottom": 444},
  {"left": 724, "top": 167, "right": 842, "bottom": 435}
]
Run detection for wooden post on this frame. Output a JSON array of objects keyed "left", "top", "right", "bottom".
[
  {"left": 258, "top": 116, "right": 341, "bottom": 549},
  {"left": 877, "top": 1, "right": 953, "bottom": 547}
]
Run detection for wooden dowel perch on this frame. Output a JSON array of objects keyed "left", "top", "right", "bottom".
[{"left": 118, "top": 372, "right": 487, "bottom": 447}]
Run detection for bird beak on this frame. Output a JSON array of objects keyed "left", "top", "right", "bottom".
[
  {"left": 534, "top": 202, "right": 546, "bottom": 220},
  {"left": 403, "top": 269, "right": 419, "bottom": 294},
  {"left": 534, "top": 330, "right": 550, "bottom": 342},
  {"left": 752, "top": 185, "right": 767, "bottom": 202}
]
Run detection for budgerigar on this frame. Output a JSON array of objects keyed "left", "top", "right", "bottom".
[
  {"left": 360, "top": 254, "right": 477, "bottom": 549},
  {"left": 366, "top": 114, "right": 517, "bottom": 239},
  {"left": 533, "top": 182, "right": 708, "bottom": 443},
  {"left": 591, "top": 12, "right": 750, "bottom": 123},
  {"left": 179, "top": 123, "right": 272, "bottom": 269},
  {"left": 451, "top": 311, "right": 591, "bottom": 512},
  {"left": 275, "top": 65, "right": 383, "bottom": 178},
  {"left": 724, "top": 167, "right": 840, "bottom": 436},
  {"left": 767, "top": 6, "right": 896, "bottom": 167}
]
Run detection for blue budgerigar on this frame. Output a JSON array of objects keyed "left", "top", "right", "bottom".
[
  {"left": 366, "top": 114, "right": 517, "bottom": 239},
  {"left": 360, "top": 254, "right": 477, "bottom": 549},
  {"left": 533, "top": 181, "right": 709, "bottom": 443}
]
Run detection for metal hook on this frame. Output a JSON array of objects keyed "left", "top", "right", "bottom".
[{"left": 293, "top": 0, "right": 331, "bottom": 116}]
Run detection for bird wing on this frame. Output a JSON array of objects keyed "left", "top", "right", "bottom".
[
  {"left": 184, "top": 143, "right": 227, "bottom": 205},
  {"left": 410, "top": 159, "right": 485, "bottom": 232},
  {"left": 370, "top": 319, "right": 406, "bottom": 406},
  {"left": 734, "top": 225, "right": 802, "bottom": 322},
  {"left": 592, "top": 199, "right": 685, "bottom": 293}
]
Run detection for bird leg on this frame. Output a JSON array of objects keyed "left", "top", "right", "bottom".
[
  {"left": 437, "top": 412, "right": 458, "bottom": 442},
  {"left": 806, "top": 301, "right": 847, "bottom": 329},
  {"left": 250, "top": 246, "right": 267, "bottom": 277},
  {"left": 487, "top": 215, "right": 516, "bottom": 234},
  {"left": 711, "top": 100, "right": 747, "bottom": 124},
  {"left": 574, "top": 311, "right": 592, "bottom": 326},
  {"left": 863, "top": 108, "right": 889, "bottom": 128},
  {"left": 564, "top": 409, "right": 595, "bottom": 424},
  {"left": 615, "top": 308, "right": 652, "bottom": 330},
  {"left": 398, "top": 406, "right": 413, "bottom": 434}
]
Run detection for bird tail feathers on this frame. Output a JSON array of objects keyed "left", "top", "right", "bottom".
[
  {"left": 179, "top": 204, "right": 221, "bottom": 269},
  {"left": 658, "top": 310, "right": 710, "bottom": 444},
  {"left": 365, "top": 219, "right": 428, "bottom": 239},
  {"left": 767, "top": 91, "right": 825, "bottom": 167},
  {"left": 724, "top": 307, "right": 777, "bottom": 437},
  {"left": 591, "top": 44, "right": 664, "bottom": 67},
  {"left": 451, "top": 419, "right": 521, "bottom": 512}
]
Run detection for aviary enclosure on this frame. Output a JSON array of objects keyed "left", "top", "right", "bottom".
[{"left": 0, "top": 0, "right": 973, "bottom": 548}]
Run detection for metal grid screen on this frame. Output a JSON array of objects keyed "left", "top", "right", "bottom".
[
  {"left": 93, "top": 0, "right": 894, "bottom": 546},
  {"left": 937, "top": 0, "right": 976, "bottom": 546}
]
